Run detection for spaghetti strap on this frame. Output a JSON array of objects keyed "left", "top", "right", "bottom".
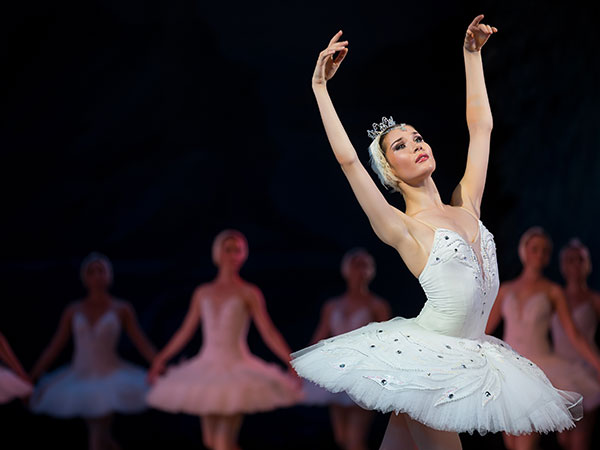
[
  {"left": 410, "top": 216, "right": 439, "bottom": 232},
  {"left": 458, "top": 205, "right": 479, "bottom": 221},
  {"left": 458, "top": 206, "right": 480, "bottom": 243}
]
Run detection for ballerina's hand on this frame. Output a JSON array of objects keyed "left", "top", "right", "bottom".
[
  {"left": 312, "top": 30, "right": 349, "bottom": 86},
  {"left": 287, "top": 366, "right": 303, "bottom": 388},
  {"left": 464, "top": 14, "right": 498, "bottom": 52},
  {"left": 147, "top": 360, "right": 165, "bottom": 385}
]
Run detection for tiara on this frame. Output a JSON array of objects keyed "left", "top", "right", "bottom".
[{"left": 367, "top": 116, "right": 406, "bottom": 140}]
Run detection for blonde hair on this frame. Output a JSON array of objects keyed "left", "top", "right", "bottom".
[
  {"left": 80, "top": 252, "right": 113, "bottom": 285},
  {"left": 340, "top": 247, "right": 376, "bottom": 281},
  {"left": 211, "top": 229, "right": 249, "bottom": 266},
  {"left": 368, "top": 129, "right": 404, "bottom": 193},
  {"left": 560, "top": 238, "right": 592, "bottom": 277},
  {"left": 518, "top": 226, "right": 553, "bottom": 264}
]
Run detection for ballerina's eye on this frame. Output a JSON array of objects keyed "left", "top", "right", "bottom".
[
  {"left": 394, "top": 143, "right": 406, "bottom": 150},
  {"left": 414, "top": 136, "right": 423, "bottom": 142}
]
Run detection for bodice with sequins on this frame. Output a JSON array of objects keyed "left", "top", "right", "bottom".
[{"left": 414, "top": 220, "right": 499, "bottom": 339}]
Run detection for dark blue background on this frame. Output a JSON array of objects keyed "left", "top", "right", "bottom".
[{"left": 2, "top": 0, "right": 599, "bottom": 448}]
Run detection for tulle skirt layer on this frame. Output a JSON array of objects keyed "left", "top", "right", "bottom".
[
  {"left": 30, "top": 362, "right": 148, "bottom": 418},
  {"left": 291, "top": 317, "right": 582, "bottom": 435},
  {"left": 0, "top": 367, "right": 32, "bottom": 403},
  {"left": 147, "top": 351, "right": 303, "bottom": 415}
]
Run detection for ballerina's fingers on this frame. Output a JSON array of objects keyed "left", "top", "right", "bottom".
[
  {"left": 332, "top": 48, "right": 348, "bottom": 65},
  {"left": 469, "top": 14, "right": 485, "bottom": 28},
  {"left": 328, "top": 30, "right": 344, "bottom": 45}
]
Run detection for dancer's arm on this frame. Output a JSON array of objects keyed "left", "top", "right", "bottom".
[
  {"left": 550, "top": 284, "right": 600, "bottom": 374},
  {"left": 0, "top": 332, "right": 30, "bottom": 382},
  {"left": 118, "top": 301, "right": 157, "bottom": 364},
  {"left": 451, "top": 15, "right": 497, "bottom": 216},
  {"left": 30, "top": 305, "right": 75, "bottom": 381},
  {"left": 312, "top": 31, "right": 410, "bottom": 249},
  {"left": 150, "top": 287, "right": 203, "bottom": 369},
  {"left": 309, "top": 300, "right": 335, "bottom": 344},
  {"left": 247, "top": 285, "right": 295, "bottom": 368},
  {"left": 592, "top": 291, "right": 600, "bottom": 320},
  {"left": 485, "top": 282, "right": 508, "bottom": 334},
  {"left": 373, "top": 298, "right": 392, "bottom": 322}
]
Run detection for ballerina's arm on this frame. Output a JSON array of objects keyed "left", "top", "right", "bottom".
[
  {"left": 372, "top": 297, "right": 392, "bottom": 322},
  {"left": 308, "top": 300, "right": 335, "bottom": 345},
  {"left": 30, "top": 305, "right": 75, "bottom": 381},
  {"left": 119, "top": 301, "right": 157, "bottom": 364},
  {"left": 0, "top": 332, "right": 30, "bottom": 381},
  {"left": 151, "top": 287, "right": 202, "bottom": 367},
  {"left": 592, "top": 291, "right": 600, "bottom": 320},
  {"left": 451, "top": 15, "right": 497, "bottom": 216},
  {"left": 485, "top": 282, "right": 509, "bottom": 335},
  {"left": 247, "top": 285, "right": 296, "bottom": 369},
  {"left": 312, "top": 31, "right": 410, "bottom": 250},
  {"left": 550, "top": 284, "right": 600, "bottom": 375}
]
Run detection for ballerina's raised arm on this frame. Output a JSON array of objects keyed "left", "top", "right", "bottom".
[
  {"left": 311, "top": 16, "right": 497, "bottom": 277},
  {"left": 311, "top": 32, "right": 418, "bottom": 264},
  {"left": 450, "top": 14, "right": 498, "bottom": 216}
]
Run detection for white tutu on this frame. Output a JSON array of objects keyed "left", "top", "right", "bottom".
[
  {"left": 30, "top": 362, "right": 148, "bottom": 418},
  {"left": 0, "top": 367, "right": 32, "bottom": 404},
  {"left": 292, "top": 317, "right": 582, "bottom": 435},
  {"left": 30, "top": 309, "right": 149, "bottom": 418},
  {"left": 148, "top": 295, "right": 302, "bottom": 415},
  {"left": 531, "top": 354, "right": 600, "bottom": 411},
  {"left": 292, "top": 218, "right": 583, "bottom": 435}
]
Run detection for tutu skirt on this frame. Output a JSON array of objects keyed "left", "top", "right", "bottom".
[
  {"left": 291, "top": 317, "right": 583, "bottom": 435},
  {"left": 147, "top": 351, "right": 303, "bottom": 415},
  {"left": 528, "top": 354, "right": 600, "bottom": 411},
  {"left": 0, "top": 367, "right": 32, "bottom": 403},
  {"left": 30, "top": 362, "right": 148, "bottom": 418}
]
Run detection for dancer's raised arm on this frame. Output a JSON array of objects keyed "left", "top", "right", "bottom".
[
  {"left": 451, "top": 15, "right": 497, "bottom": 216},
  {"left": 312, "top": 31, "right": 409, "bottom": 249}
]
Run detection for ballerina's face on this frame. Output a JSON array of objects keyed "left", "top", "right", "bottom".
[
  {"left": 343, "top": 253, "right": 375, "bottom": 284},
  {"left": 560, "top": 247, "right": 589, "bottom": 281},
  {"left": 523, "top": 236, "right": 551, "bottom": 270},
  {"left": 381, "top": 125, "right": 435, "bottom": 185},
  {"left": 218, "top": 237, "right": 248, "bottom": 269},
  {"left": 83, "top": 261, "right": 111, "bottom": 291}
]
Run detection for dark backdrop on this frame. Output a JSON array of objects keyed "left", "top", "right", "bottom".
[{"left": 2, "top": 0, "right": 599, "bottom": 449}]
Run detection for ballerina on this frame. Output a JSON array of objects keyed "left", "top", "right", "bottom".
[
  {"left": 303, "top": 248, "right": 391, "bottom": 450},
  {"left": 146, "top": 229, "right": 303, "bottom": 450},
  {"left": 551, "top": 238, "right": 600, "bottom": 450},
  {"left": 29, "top": 252, "right": 157, "bottom": 450},
  {"left": 290, "top": 15, "right": 583, "bottom": 450},
  {"left": 0, "top": 331, "right": 32, "bottom": 404},
  {"left": 486, "top": 228, "right": 600, "bottom": 450}
]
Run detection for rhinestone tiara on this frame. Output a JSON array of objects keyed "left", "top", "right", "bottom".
[{"left": 367, "top": 116, "right": 406, "bottom": 140}]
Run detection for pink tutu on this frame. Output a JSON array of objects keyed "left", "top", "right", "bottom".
[
  {"left": 0, "top": 367, "right": 32, "bottom": 403},
  {"left": 147, "top": 352, "right": 302, "bottom": 415}
]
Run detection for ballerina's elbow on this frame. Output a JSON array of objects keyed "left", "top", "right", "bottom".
[
  {"left": 338, "top": 154, "right": 359, "bottom": 168},
  {"left": 468, "top": 119, "right": 493, "bottom": 134}
]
